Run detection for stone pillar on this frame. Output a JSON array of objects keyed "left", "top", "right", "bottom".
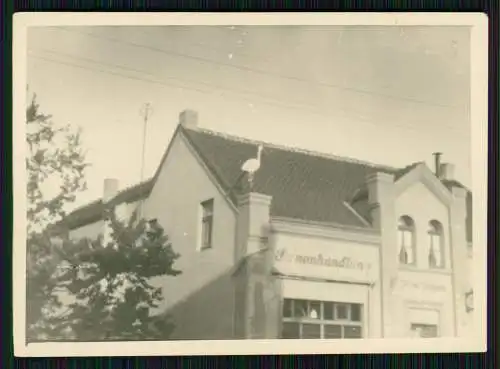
[
  {"left": 232, "top": 192, "right": 281, "bottom": 339},
  {"left": 366, "top": 172, "right": 396, "bottom": 338},
  {"left": 234, "top": 193, "right": 272, "bottom": 263},
  {"left": 449, "top": 186, "right": 469, "bottom": 337}
]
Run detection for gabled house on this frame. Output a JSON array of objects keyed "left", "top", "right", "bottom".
[{"left": 62, "top": 110, "right": 474, "bottom": 340}]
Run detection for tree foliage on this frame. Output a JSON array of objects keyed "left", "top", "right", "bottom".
[
  {"left": 55, "top": 213, "right": 181, "bottom": 340},
  {"left": 26, "top": 94, "right": 181, "bottom": 342},
  {"left": 26, "top": 94, "right": 88, "bottom": 340}
]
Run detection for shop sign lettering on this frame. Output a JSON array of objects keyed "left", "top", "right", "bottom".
[
  {"left": 397, "top": 280, "right": 447, "bottom": 293},
  {"left": 393, "top": 279, "right": 449, "bottom": 302},
  {"left": 274, "top": 247, "right": 372, "bottom": 272}
]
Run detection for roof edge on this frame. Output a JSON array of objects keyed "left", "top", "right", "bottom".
[
  {"left": 270, "top": 216, "right": 378, "bottom": 234},
  {"left": 185, "top": 126, "right": 399, "bottom": 172}
]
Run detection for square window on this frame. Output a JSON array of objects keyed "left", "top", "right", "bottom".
[
  {"left": 335, "top": 304, "right": 348, "bottom": 320},
  {"left": 283, "top": 299, "right": 292, "bottom": 318},
  {"left": 309, "top": 301, "right": 321, "bottom": 320},
  {"left": 302, "top": 324, "right": 321, "bottom": 339},
  {"left": 324, "top": 324, "right": 342, "bottom": 339},
  {"left": 344, "top": 326, "right": 362, "bottom": 339},
  {"left": 281, "top": 322, "right": 300, "bottom": 339},
  {"left": 350, "top": 304, "right": 361, "bottom": 322},
  {"left": 293, "top": 300, "right": 308, "bottom": 318},
  {"left": 323, "top": 302, "right": 334, "bottom": 320}
]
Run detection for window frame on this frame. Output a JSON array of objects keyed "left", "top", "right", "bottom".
[
  {"left": 200, "top": 199, "right": 214, "bottom": 250},
  {"left": 407, "top": 307, "right": 441, "bottom": 338},
  {"left": 428, "top": 220, "right": 445, "bottom": 269},
  {"left": 281, "top": 299, "right": 364, "bottom": 339},
  {"left": 410, "top": 323, "right": 439, "bottom": 338},
  {"left": 398, "top": 216, "right": 416, "bottom": 266}
]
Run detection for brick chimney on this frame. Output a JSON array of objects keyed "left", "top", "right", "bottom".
[
  {"left": 102, "top": 178, "right": 119, "bottom": 247},
  {"left": 179, "top": 109, "right": 198, "bottom": 129},
  {"left": 439, "top": 163, "right": 455, "bottom": 181},
  {"left": 433, "top": 152, "right": 443, "bottom": 177},
  {"left": 103, "top": 178, "right": 119, "bottom": 204}
]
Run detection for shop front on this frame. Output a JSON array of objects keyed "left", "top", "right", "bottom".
[{"left": 270, "top": 231, "right": 380, "bottom": 339}]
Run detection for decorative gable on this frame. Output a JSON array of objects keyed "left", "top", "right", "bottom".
[{"left": 393, "top": 163, "right": 453, "bottom": 207}]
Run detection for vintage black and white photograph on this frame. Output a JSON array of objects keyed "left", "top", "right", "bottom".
[{"left": 13, "top": 13, "right": 488, "bottom": 356}]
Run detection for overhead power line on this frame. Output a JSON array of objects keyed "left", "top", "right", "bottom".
[
  {"left": 52, "top": 26, "right": 464, "bottom": 111},
  {"left": 28, "top": 51, "right": 470, "bottom": 138}
]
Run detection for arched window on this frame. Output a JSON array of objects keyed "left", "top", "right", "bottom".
[
  {"left": 428, "top": 220, "right": 444, "bottom": 268},
  {"left": 398, "top": 216, "right": 416, "bottom": 265}
]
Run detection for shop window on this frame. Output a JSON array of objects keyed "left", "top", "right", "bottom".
[
  {"left": 283, "top": 299, "right": 293, "bottom": 318},
  {"left": 408, "top": 308, "right": 440, "bottom": 338},
  {"left": 410, "top": 323, "right": 438, "bottom": 338},
  {"left": 428, "top": 220, "right": 445, "bottom": 268},
  {"left": 335, "top": 304, "right": 348, "bottom": 320},
  {"left": 324, "top": 324, "right": 342, "bottom": 339},
  {"left": 351, "top": 304, "right": 362, "bottom": 322},
  {"left": 323, "top": 302, "right": 334, "bottom": 320},
  {"left": 344, "top": 325, "right": 363, "bottom": 339},
  {"left": 281, "top": 299, "right": 363, "bottom": 339},
  {"left": 398, "top": 216, "right": 416, "bottom": 265},
  {"left": 282, "top": 322, "right": 300, "bottom": 339},
  {"left": 302, "top": 324, "right": 321, "bottom": 339}
]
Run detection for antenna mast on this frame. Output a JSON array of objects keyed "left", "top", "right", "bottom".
[
  {"left": 138, "top": 103, "right": 152, "bottom": 219},
  {"left": 139, "top": 103, "right": 152, "bottom": 184}
]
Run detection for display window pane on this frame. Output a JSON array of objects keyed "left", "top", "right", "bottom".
[
  {"left": 344, "top": 326, "right": 363, "bottom": 338},
  {"left": 283, "top": 299, "right": 292, "bottom": 318},
  {"left": 411, "top": 324, "right": 438, "bottom": 338},
  {"left": 309, "top": 301, "right": 321, "bottom": 320},
  {"left": 335, "top": 304, "right": 348, "bottom": 320},
  {"left": 302, "top": 324, "right": 321, "bottom": 339},
  {"left": 294, "top": 300, "right": 308, "bottom": 318},
  {"left": 324, "top": 324, "right": 342, "bottom": 339},
  {"left": 351, "top": 304, "right": 362, "bottom": 322},
  {"left": 281, "top": 322, "right": 300, "bottom": 339},
  {"left": 281, "top": 299, "right": 363, "bottom": 339},
  {"left": 323, "top": 302, "right": 334, "bottom": 320}
]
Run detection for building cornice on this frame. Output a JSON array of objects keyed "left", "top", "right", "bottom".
[
  {"left": 272, "top": 271, "right": 375, "bottom": 287},
  {"left": 270, "top": 217, "right": 381, "bottom": 246}
]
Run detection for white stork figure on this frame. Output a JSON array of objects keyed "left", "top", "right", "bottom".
[{"left": 241, "top": 144, "right": 263, "bottom": 189}]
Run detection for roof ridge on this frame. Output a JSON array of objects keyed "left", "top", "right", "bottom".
[
  {"left": 186, "top": 126, "right": 399, "bottom": 171},
  {"left": 67, "top": 177, "right": 154, "bottom": 214}
]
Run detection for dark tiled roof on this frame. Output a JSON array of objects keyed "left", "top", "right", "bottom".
[
  {"left": 182, "top": 127, "right": 472, "bottom": 242},
  {"left": 62, "top": 180, "right": 154, "bottom": 229},
  {"left": 183, "top": 127, "right": 398, "bottom": 228},
  {"left": 62, "top": 125, "right": 473, "bottom": 242}
]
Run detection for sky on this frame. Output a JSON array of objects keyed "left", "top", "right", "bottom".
[{"left": 27, "top": 25, "right": 471, "bottom": 210}]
